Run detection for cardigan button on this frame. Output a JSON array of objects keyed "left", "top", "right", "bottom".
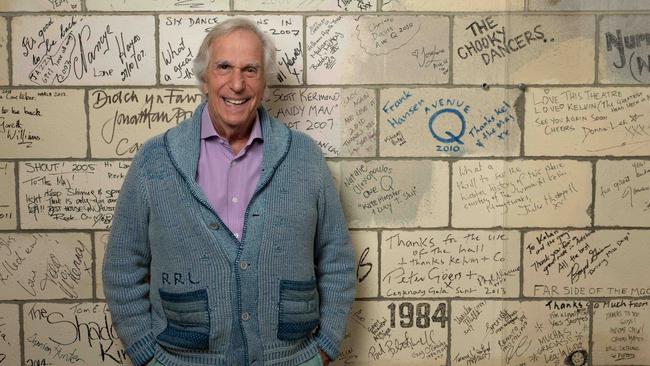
[
  {"left": 241, "top": 312, "right": 251, "bottom": 321},
  {"left": 209, "top": 222, "right": 220, "bottom": 230},
  {"left": 239, "top": 261, "right": 249, "bottom": 270}
]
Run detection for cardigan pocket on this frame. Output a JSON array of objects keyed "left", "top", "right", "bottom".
[
  {"left": 156, "top": 288, "right": 210, "bottom": 350},
  {"left": 277, "top": 279, "right": 320, "bottom": 341}
]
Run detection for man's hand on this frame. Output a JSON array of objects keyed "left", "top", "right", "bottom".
[{"left": 319, "top": 350, "right": 330, "bottom": 366}]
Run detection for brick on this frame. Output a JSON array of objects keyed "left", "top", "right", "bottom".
[
  {"left": 306, "top": 16, "right": 449, "bottom": 84},
  {"left": 0, "top": 1, "right": 81, "bottom": 11},
  {"left": 0, "top": 304, "right": 19, "bottom": 365},
  {"left": 159, "top": 14, "right": 303, "bottom": 85},
  {"left": 524, "top": 230, "right": 650, "bottom": 298},
  {"left": 526, "top": 87, "right": 650, "bottom": 156},
  {"left": 531, "top": 0, "right": 650, "bottom": 11},
  {"left": 341, "top": 160, "right": 449, "bottom": 228},
  {"left": 0, "top": 17, "right": 7, "bottom": 85},
  {"left": 265, "top": 88, "right": 376, "bottom": 157},
  {"left": 383, "top": 0, "right": 523, "bottom": 11},
  {"left": 94, "top": 231, "right": 109, "bottom": 300},
  {"left": 593, "top": 300, "right": 650, "bottom": 365},
  {"left": 89, "top": 88, "right": 203, "bottom": 158},
  {"left": 453, "top": 15, "right": 595, "bottom": 84},
  {"left": 339, "top": 301, "right": 448, "bottom": 365},
  {"left": 12, "top": 16, "right": 156, "bottom": 86},
  {"left": 235, "top": 0, "right": 375, "bottom": 11},
  {"left": 0, "top": 162, "right": 16, "bottom": 230},
  {"left": 596, "top": 160, "right": 650, "bottom": 226},
  {"left": 380, "top": 88, "right": 521, "bottom": 157},
  {"left": 0, "top": 233, "right": 92, "bottom": 299},
  {"left": 351, "top": 230, "right": 378, "bottom": 298},
  {"left": 19, "top": 161, "right": 129, "bottom": 229},
  {"left": 599, "top": 15, "right": 650, "bottom": 84},
  {"left": 381, "top": 230, "right": 520, "bottom": 298},
  {"left": 451, "top": 300, "right": 589, "bottom": 365},
  {"left": 23, "top": 302, "right": 128, "bottom": 365},
  {"left": 87, "top": 0, "right": 227, "bottom": 11},
  {"left": 452, "top": 160, "right": 592, "bottom": 228},
  {"left": 0, "top": 89, "right": 86, "bottom": 158}
]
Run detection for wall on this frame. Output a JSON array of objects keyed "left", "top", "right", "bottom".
[{"left": 1, "top": 0, "right": 650, "bottom": 365}]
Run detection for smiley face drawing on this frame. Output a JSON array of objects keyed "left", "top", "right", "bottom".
[{"left": 565, "top": 350, "right": 588, "bottom": 366}]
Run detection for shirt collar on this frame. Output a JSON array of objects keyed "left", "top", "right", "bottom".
[{"left": 200, "top": 107, "right": 264, "bottom": 148}]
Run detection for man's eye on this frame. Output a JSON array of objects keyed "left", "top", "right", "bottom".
[
  {"left": 216, "top": 64, "right": 230, "bottom": 71},
  {"left": 244, "top": 67, "right": 257, "bottom": 74}
]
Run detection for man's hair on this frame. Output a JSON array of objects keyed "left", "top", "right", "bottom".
[{"left": 193, "top": 17, "right": 277, "bottom": 91}]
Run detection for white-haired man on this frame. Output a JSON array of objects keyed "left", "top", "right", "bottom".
[{"left": 103, "top": 17, "right": 356, "bottom": 366}]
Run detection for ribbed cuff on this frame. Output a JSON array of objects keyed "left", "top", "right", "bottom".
[
  {"left": 125, "top": 332, "right": 156, "bottom": 366},
  {"left": 314, "top": 332, "right": 339, "bottom": 361}
]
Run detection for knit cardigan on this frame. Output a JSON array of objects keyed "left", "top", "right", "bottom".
[{"left": 102, "top": 103, "right": 356, "bottom": 366}]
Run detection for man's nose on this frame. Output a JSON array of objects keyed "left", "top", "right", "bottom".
[{"left": 229, "top": 69, "right": 244, "bottom": 91}]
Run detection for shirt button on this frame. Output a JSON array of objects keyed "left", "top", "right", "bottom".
[
  {"left": 209, "top": 222, "right": 220, "bottom": 230},
  {"left": 241, "top": 312, "right": 250, "bottom": 321},
  {"left": 240, "top": 261, "right": 249, "bottom": 270},
  {"left": 232, "top": 196, "right": 239, "bottom": 203}
]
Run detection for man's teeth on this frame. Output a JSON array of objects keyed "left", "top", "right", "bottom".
[{"left": 225, "top": 98, "right": 246, "bottom": 105}]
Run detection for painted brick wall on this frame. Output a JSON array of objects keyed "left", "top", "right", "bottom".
[{"left": 1, "top": 0, "right": 649, "bottom": 365}]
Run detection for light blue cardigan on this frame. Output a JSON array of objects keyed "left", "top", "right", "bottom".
[{"left": 103, "top": 103, "right": 356, "bottom": 366}]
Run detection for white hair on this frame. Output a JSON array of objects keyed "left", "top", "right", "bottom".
[{"left": 193, "top": 17, "right": 278, "bottom": 93}]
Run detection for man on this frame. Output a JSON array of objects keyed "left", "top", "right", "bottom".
[{"left": 103, "top": 18, "right": 356, "bottom": 366}]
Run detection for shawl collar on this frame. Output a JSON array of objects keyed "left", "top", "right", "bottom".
[{"left": 164, "top": 103, "right": 291, "bottom": 212}]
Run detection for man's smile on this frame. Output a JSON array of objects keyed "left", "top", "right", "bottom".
[{"left": 223, "top": 97, "right": 249, "bottom": 105}]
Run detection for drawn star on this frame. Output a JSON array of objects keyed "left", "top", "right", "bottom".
[
  {"left": 530, "top": 353, "right": 538, "bottom": 362},
  {"left": 535, "top": 322, "right": 544, "bottom": 333},
  {"left": 630, "top": 113, "right": 643, "bottom": 122}
]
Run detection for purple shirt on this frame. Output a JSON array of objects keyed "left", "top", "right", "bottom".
[{"left": 196, "top": 107, "right": 263, "bottom": 241}]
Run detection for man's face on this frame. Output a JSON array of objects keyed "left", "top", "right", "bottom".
[{"left": 202, "top": 29, "right": 266, "bottom": 135}]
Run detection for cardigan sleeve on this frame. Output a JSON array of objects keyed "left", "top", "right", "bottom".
[
  {"left": 313, "top": 157, "right": 356, "bottom": 361},
  {"left": 102, "top": 151, "right": 156, "bottom": 366}
]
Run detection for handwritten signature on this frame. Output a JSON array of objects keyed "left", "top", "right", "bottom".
[{"left": 411, "top": 46, "right": 447, "bottom": 70}]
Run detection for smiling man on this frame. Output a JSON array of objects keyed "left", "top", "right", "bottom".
[{"left": 103, "top": 18, "right": 356, "bottom": 366}]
